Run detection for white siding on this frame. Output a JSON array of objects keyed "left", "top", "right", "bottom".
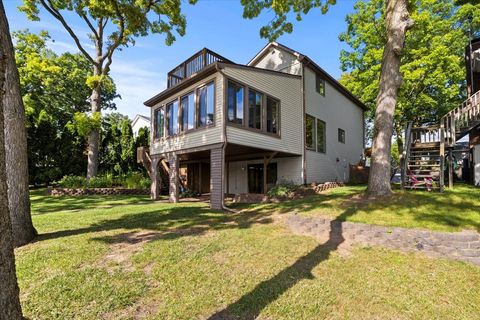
[
  {"left": 227, "top": 157, "right": 303, "bottom": 194},
  {"left": 132, "top": 117, "right": 150, "bottom": 138},
  {"left": 222, "top": 66, "right": 303, "bottom": 156},
  {"left": 304, "top": 67, "right": 364, "bottom": 183},
  {"left": 150, "top": 73, "right": 224, "bottom": 155},
  {"left": 250, "top": 47, "right": 302, "bottom": 76}
]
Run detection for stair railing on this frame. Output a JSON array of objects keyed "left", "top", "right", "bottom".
[{"left": 401, "top": 121, "right": 413, "bottom": 188}]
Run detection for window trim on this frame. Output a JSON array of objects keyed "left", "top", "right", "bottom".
[
  {"left": 224, "top": 76, "right": 281, "bottom": 138},
  {"left": 196, "top": 81, "right": 216, "bottom": 129},
  {"left": 338, "top": 128, "right": 345, "bottom": 144},
  {"left": 153, "top": 106, "right": 165, "bottom": 141},
  {"left": 248, "top": 88, "right": 264, "bottom": 131}
]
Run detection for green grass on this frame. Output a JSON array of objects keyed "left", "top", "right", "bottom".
[
  {"left": 249, "top": 184, "right": 480, "bottom": 232},
  {"left": 15, "top": 187, "right": 480, "bottom": 319}
]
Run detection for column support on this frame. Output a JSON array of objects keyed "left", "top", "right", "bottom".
[
  {"left": 210, "top": 147, "right": 225, "bottom": 210},
  {"left": 150, "top": 157, "right": 161, "bottom": 200},
  {"left": 167, "top": 153, "right": 179, "bottom": 203}
]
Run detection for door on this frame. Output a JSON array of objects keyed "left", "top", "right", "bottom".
[{"left": 247, "top": 163, "right": 278, "bottom": 194}]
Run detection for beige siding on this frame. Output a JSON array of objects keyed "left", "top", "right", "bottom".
[
  {"left": 304, "top": 67, "right": 364, "bottom": 183},
  {"left": 150, "top": 73, "right": 224, "bottom": 155},
  {"left": 250, "top": 47, "right": 302, "bottom": 76},
  {"left": 227, "top": 157, "right": 303, "bottom": 194},
  {"left": 222, "top": 66, "right": 303, "bottom": 156}
]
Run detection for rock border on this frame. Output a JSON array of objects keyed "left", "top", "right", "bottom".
[
  {"left": 47, "top": 187, "right": 150, "bottom": 196},
  {"left": 286, "top": 215, "right": 480, "bottom": 266}
]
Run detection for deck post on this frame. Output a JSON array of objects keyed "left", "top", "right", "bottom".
[
  {"left": 167, "top": 153, "right": 179, "bottom": 203},
  {"left": 448, "top": 150, "right": 453, "bottom": 189},
  {"left": 439, "top": 123, "right": 445, "bottom": 192},
  {"left": 150, "top": 157, "right": 161, "bottom": 200},
  {"left": 210, "top": 147, "right": 224, "bottom": 210}
]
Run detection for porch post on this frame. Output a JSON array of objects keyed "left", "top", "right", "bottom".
[
  {"left": 210, "top": 147, "right": 224, "bottom": 210},
  {"left": 150, "top": 157, "right": 161, "bottom": 200},
  {"left": 167, "top": 153, "right": 179, "bottom": 203}
]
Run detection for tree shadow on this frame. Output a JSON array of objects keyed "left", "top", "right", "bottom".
[{"left": 207, "top": 208, "right": 354, "bottom": 320}]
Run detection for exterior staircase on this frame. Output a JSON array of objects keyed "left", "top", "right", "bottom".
[{"left": 401, "top": 90, "right": 480, "bottom": 191}]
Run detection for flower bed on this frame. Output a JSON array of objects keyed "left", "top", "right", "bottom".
[{"left": 47, "top": 187, "right": 149, "bottom": 196}]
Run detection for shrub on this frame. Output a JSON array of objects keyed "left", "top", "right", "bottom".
[
  {"left": 58, "top": 175, "right": 87, "bottom": 188},
  {"left": 267, "top": 182, "right": 299, "bottom": 197},
  {"left": 57, "top": 172, "right": 150, "bottom": 189},
  {"left": 87, "top": 174, "right": 114, "bottom": 188},
  {"left": 124, "top": 172, "right": 150, "bottom": 189}
]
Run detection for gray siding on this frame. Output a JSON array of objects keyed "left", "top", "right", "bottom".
[
  {"left": 150, "top": 73, "right": 224, "bottom": 155},
  {"left": 222, "top": 66, "right": 303, "bottom": 156},
  {"left": 304, "top": 67, "right": 364, "bottom": 183},
  {"left": 250, "top": 47, "right": 302, "bottom": 76},
  {"left": 210, "top": 147, "right": 224, "bottom": 209}
]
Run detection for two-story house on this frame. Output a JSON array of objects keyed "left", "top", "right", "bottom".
[{"left": 144, "top": 43, "right": 366, "bottom": 209}]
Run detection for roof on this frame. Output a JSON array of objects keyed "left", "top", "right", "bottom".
[
  {"left": 248, "top": 42, "right": 367, "bottom": 111},
  {"left": 132, "top": 114, "right": 151, "bottom": 125}
]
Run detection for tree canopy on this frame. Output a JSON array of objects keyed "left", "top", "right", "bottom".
[{"left": 339, "top": 0, "right": 480, "bottom": 140}]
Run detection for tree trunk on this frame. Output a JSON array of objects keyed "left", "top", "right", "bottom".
[
  {"left": 0, "top": 2, "right": 24, "bottom": 318},
  {"left": 86, "top": 83, "right": 101, "bottom": 179},
  {"left": 367, "top": 0, "right": 413, "bottom": 197},
  {"left": 2, "top": 0, "right": 36, "bottom": 246},
  {"left": 395, "top": 124, "right": 404, "bottom": 155}
]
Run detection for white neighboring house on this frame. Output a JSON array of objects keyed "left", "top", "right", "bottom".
[
  {"left": 143, "top": 43, "right": 366, "bottom": 209},
  {"left": 131, "top": 114, "right": 150, "bottom": 138}
]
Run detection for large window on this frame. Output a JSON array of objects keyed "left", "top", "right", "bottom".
[
  {"left": 154, "top": 107, "right": 164, "bottom": 139},
  {"left": 248, "top": 89, "right": 263, "bottom": 130},
  {"left": 227, "top": 81, "right": 244, "bottom": 124},
  {"left": 317, "top": 119, "right": 326, "bottom": 153},
  {"left": 266, "top": 97, "right": 279, "bottom": 134},
  {"left": 316, "top": 73, "right": 325, "bottom": 96},
  {"left": 167, "top": 100, "right": 179, "bottom": 136},
  {"left": 305, "top": 114, "right": 315, "bottom": 150},
  {"left": 198, "top": 82, "right": 215, "bottom": 127},
  {"left": 181, "top": 92, "right": 195, "bottom": 131}
]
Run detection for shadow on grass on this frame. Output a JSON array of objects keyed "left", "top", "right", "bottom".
[{"left": 208, "top": 208, "right": 356, "bottom": 320}]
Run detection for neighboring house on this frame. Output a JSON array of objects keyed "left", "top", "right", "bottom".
[
  {"left": 132, "top": 114, "right": 150, "bottom": 138},
  {"left": 143, "top": 43, "right": 366, "bottom": 209}
]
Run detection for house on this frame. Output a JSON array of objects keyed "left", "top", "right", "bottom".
[
  {"left": 143, "top": 43, "right": 366, "bottom": 209},
  {"left": 131, "top": 114, "right": 151, "bottom": 138}
]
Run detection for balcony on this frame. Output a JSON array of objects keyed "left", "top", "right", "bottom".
[{"left": 167, "top": 48, "right": 232, "bottom": 88}]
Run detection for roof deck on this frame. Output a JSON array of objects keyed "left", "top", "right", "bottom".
[{"left": 167, "top": 48, "right": 233, "bottom": 88}]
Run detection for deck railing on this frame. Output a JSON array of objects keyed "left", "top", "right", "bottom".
[
  {"left": 167, "top": 48, "right": 232, "bottom": 88},
  {"left": 441, "top": 89, "right": 480, "bottom": 146}
]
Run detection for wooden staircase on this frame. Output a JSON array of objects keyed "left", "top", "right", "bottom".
[{"left": 401, "top": 90, "right": 480, "bottom": 191}]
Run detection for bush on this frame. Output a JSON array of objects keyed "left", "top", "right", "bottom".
[
  {"left": 58, "top": 172, "right": 150, "bottom": 189},
  {"left": 267, "top": 182, "right": 299, "bottom": 197}
]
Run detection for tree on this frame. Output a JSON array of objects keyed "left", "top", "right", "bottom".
[
  {"left": 21, "top": 0, "right": 196, "bottom": 179},
  {"left": 14, "top": 30, "right": 117, "bottom": 185},
  {"left": 339, "top": 0, "right": 480, "bottom": 153},
  {"left": 0, "top": 1, "right": 24, "bottom": 318}
]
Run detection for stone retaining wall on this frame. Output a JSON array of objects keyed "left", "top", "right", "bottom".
[
  {"left": 286, "top": 215, "right": 480, "bottom": 266},
  {"left": 47, "top": 187, "right": 150, "bottom": 196}
]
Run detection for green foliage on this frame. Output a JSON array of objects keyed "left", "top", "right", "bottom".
[
  {"left": 241, "top": 0, "right": 336, "bottom": 40},
  {"left": 58, "top": 175, "right": 88, "bottom": 188},
  {"left": 339, "top": 0, "right": 480, "bottom": 134},
  {"left": 124, "top": 172, "right": 150, "bottom": 189},
  {"left": 58, "top": 172, "right": 150, "bottom": 189},
  {"left": 67, "top": 111, "right": 102, "bottom": 137},
  {"left": 14, "top": 30, "right": 118, "bottom": 185},
  {"left": 267, "top": 182, "right": 299, "bottom": 197}
]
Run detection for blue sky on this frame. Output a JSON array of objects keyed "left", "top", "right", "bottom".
[{"left": 5, "top": 0, "right": 358, "bottom": 119}]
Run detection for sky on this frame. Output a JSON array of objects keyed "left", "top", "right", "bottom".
[{"left": 4, "top": 0, "right": 359, "bottom": 119}]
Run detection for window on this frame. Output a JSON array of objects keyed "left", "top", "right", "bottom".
[
  {"left": 227, "top": 81, "right": 244, "bottom": 124},
  {"left": 248, "top": 89, "right": 262, "bottom": 130},
  {"left": 153, "top": 107, "right": 164, "bottom": 139},
  {"left": 181, "top": 92, "right": 195, "bottom": 131},
  {"left": 316, "top": 74, "right": 325, "bottom": 96},
  {"left": 338, "top": 128, "right": 345, "bottom": 144},
  {"left": 166, "top": 100, "right": 179, "bottom": 136},
  {"left": 305, "top": 114, "right": 315, "bottom": 150},
  {"left": 197, "top": 82, "right": 215, "bottom": 127},
  {"left": 317, "top": 119, "right": 326, "bottom": 153},
  {"left": 266, "top": 96, "right": 279, "bottom": 134}
]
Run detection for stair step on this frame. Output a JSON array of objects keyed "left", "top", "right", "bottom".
[
  {"left": 406, "top": 174, "right": 440, "bottom": 178},
  {"left": 403, "top": 185, "right": 441, "bottom": 190},
  {"left": 408, "top": 164, "right": 440, "bottom": 167}
]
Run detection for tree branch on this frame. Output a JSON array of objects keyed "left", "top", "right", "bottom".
[
  {"left": 79, "top": 12, "right": 99, "bottom": 41},
  {"left": 39, "top": 0, "right": 96, "bottom": 66},
  {"left": 101, "top": 1, "right": 125, "bottom": 74}
]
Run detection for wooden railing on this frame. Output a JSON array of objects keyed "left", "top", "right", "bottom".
[
  {"left": 167, "top": 48, "right": 232, "bottom": 88},
  {"left": 410, "top": 124, "right": 441, "bottom": 145},
  {"left": 441, "top": 90, "right": 480, "bottom": 146}
]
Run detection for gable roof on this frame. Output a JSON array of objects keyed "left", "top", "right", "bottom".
[
  {"left": 248, "top": 42, "right": 366, "bottom": 111},
  {"left": 132, "top": 114, "right": 151, "bottom": 125}
]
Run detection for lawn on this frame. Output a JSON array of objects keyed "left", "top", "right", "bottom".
[
  {"left": 250, "top": 184, "right": 480, "bottom": 232},
  {"left": 15, "top": 187, "right": 480, "bottom": 319}
]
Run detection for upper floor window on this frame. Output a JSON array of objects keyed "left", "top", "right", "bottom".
[
  {"left": 167, "top": 100, "right": 179, "bottom": 136},
  {"left": 316, "top": 74, "right": 325, "bottom": 96},
  {"left": 227, "top": 81, "right": 244, "bottom": 125},
  {"left": 305, "top": 114, "right": 316, "bottom": 150},
  {"left": 248, "top": 89, "right": 263, "bottom": 130},
  {"left": 197, "top": 82, "right": 215, "bottom": 127},
  {"left": 154, "top": 107, "right": 164, "bottom": 139},
  {"left": 317, "top": 119, "right": 326, "bottom": 153},
  {"left": 181, "top": 92, "right": 195, "bottom": 131},
  {"left": 338, "top": 128, "right": 345, "bottom": 144},
  {"left": 266, "top": 96, "right": 279, "bottom": 134}
]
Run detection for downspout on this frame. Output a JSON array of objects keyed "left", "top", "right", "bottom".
[
  {"left": 215, "top": 63, "right": 236, "bottom": 212},
  {"left": 301, "top": 63, "right": 307, "bottom": 185}
]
